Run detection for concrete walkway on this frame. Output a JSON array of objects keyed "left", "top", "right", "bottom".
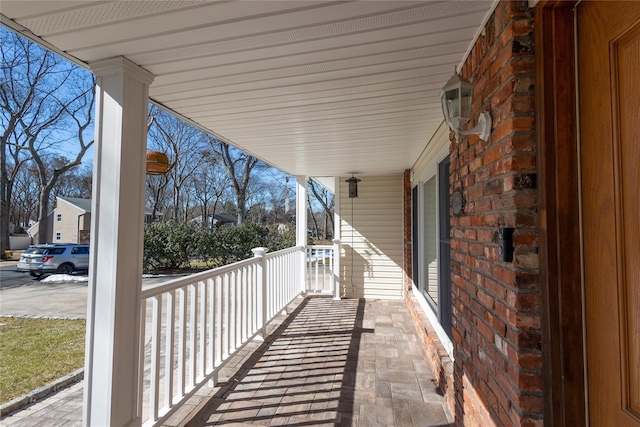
[{"left": 1, "top": 298, "right": 453, "bottom": 426}]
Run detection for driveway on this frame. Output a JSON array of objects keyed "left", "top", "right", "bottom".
[{"left": 0, "top": 268, "right": 183, "bottom": 319}]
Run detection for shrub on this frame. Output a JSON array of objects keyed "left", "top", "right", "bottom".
[
  {"left": 143, "top": 220, "right": 199, "bottom": 270},
  {"left": 144, "top": 220, "right": 308, "bottom": 272}
]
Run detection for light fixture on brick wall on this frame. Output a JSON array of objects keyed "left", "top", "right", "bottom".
[{"left": 440, "top": 71, "right": 491, "bottom": 143}]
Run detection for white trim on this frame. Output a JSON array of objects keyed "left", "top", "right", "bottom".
[{"left": 413, "top": 285, "right": 454, "bottom": 359}]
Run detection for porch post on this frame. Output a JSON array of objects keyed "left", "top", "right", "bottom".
[
  {"left": 83, "top": 57, "right": 154, "bottom": 427},
  {"left": 333, "top": 177, "right": 341, "bottom": 300},
  {"left": 295, "top": 176, "right": 307, "bottom": 292}
]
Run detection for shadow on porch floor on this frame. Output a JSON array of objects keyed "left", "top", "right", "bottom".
[
  {"left": 0, "top": 297, "right": 453, "bottom": 427},
  {"left": 166, "top": 297, "right": 453, "bottom": 427}
]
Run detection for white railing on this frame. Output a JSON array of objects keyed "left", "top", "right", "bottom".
[
  {"left": 139, "top": 245, "right": 305, "bottom": 427},
  {"left": 306, "top": 245, "right": 335, "bottom": 293}
]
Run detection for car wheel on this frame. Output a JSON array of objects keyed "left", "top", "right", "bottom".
[
  {"left": 56, "top": 263, "right": 74, "bottom": 275},
  {"left": 29, "top": 271, "right": 43, "bottom": 278}
]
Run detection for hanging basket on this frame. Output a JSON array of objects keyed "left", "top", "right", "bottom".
[{"left": 146, "top": 150, "right": 170, "bottom": 175}]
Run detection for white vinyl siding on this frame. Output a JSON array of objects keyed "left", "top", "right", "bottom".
[{"left": 340, "top": 175, "right": 404, "bottom": 300}]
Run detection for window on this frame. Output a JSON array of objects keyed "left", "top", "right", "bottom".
[
  {"left": 56, "top": 213, "right": 62, "bottom": 222},
  {"left": 56, "top": 232, "right": 61, "bottom": 241},
  {"left": 412, "top": 155, "right": 452, "bottom": 341},
  {"left": 71, "top": 246, "right": 89, "bottom": 255}
]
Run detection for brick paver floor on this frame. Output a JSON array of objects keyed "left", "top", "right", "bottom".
[{"left": 1, "top": 297, "right": 453, "bottom": 427}]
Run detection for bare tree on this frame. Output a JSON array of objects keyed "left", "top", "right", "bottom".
[
  {"left": 190, "top": 159, "right": 229, "bottom": 229},
  {"left": 1, "top": 28, "right": 95, "bottom": 246},
  {"left": 8, "top": 161, "right": 39, "bottom": 231},
  {"left": 52, "top": 161, "right": 92, "bottom": 199},
  {"left": 308, "top": 179, "right": 335, "bottom": 239},
  {"left": 148, "top": 110, "right": 208, "bottom": 221},
  {"left": 208, "top": 138, "right": 261, "bottom": 225}
]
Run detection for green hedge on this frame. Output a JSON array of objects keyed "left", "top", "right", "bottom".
[{"left": 143, "top": 220, "right": 297, "bottom": 272}]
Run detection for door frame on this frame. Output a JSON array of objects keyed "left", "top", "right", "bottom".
[{"left": 535, "top": 1, "right": 586, "bottom": 426}]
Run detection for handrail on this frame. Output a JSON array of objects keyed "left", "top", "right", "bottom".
[
  {"left": 141, "top": 256, "right": 259, "bottom": 299},
  {"left": 306, "top": 245, "right": 335, "bottom": 294},
  {"left": 139, "top": 245, "right": 305, "bottom": 427}
]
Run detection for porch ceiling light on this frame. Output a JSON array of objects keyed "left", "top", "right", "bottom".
[
  {"left": 346, "top": 176, "right": 361, "bottom": 198},
  {"left": 440, "top": 72, "right": 491, "bottom": 143}
]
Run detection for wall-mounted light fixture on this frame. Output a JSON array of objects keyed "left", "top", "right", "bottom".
[
  {"left": 345, "top": 176, "right": 361, "bottom": 198},
  {"left": 440, "top": 71, "right": 491, "bottom": 143}
]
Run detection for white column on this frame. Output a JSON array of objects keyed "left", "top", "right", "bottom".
[
  {"left": 295, "top": 176, "right": 308, "bottom": 247},
  {"left": 295, "top": 176, "right": 308, "bottom": 292},
  {"left": 333, "top": 177, "right": 341, "bottom": 300},
  {"left": 83, "top": 57, "right": 154, "bottom": 427}
]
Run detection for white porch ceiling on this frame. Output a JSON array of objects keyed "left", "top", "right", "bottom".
[{"left": 1, "top": 1, "right": 494, "bottom": 178}]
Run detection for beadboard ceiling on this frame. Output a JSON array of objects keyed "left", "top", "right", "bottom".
[{"left": 1, "top": 1, "right": 494, "bottom": 179}]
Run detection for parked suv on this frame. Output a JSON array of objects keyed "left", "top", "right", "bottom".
[{"left": 17, "top": 244, "right": 90, "bottom": 277}]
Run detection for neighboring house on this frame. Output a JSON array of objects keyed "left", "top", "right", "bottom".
[
  {"left": 3, "top": 3, "right": 638, "bottom": 427},
  {"left": 29, "top": 197, "right": 161, "bottom": 243}
]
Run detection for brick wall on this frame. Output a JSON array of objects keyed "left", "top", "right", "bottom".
[{"left": 449, "top": 2, "right": 541, "bottom": 426}]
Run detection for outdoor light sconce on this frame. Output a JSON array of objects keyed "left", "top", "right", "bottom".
[
  {"left": 440, "top": 72, "right": 491, "bottom": 143},
  {"left": 346, "top": 176, "right": 361, "bottom": 198}
]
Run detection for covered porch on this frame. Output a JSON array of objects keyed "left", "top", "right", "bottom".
[
  {"left": 0, "top": 1, "right": 577, "bottom": 427},
  {"left": 2, "top": 297, "right": 452, "bottom": 427}
]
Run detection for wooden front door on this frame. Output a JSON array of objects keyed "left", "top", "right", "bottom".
[{"left": 578, "top": 2, "right": 640, "bottom": 425}]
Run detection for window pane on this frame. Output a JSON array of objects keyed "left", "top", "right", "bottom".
[{"left": 424, "top": 176, "right": 438, "bottom": 305}]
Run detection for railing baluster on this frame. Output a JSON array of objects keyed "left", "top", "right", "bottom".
[
  {"left": 207, "top": 278, "right": 214, "bottom": 374},
  {"left": 222, "top": 273, "right": 229, "bottom": 359},
  {"left": 150, "top": 295, "right": 162, "bottom": 421},
  {"left": 138, "top": 300, "right": 147, "bottom": 421},
  {"left": 241, "top": 266, "right": 247, "bottom": 342},
  {"left": 164, "top": 290, "right": 175, "bottom": 409},
  {"left": 235, "top": 270, "right": 241, "bottom": 349},
  {"left": 189, "top": 284, "right": 197, "bottom": 388},
  {"left": 214, "top": 276, "right": 222, "bottom": 366},
  {"left": 178, "top": 288, "right": 187, "bottom": 396},
  {"left": 199, "top": 281, "right": 206, "bottom": 381},
  {"left": 230, "top": 271, "right": 236, "bottom": 352}
]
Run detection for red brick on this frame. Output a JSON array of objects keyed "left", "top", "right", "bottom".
[
  {"left": 510, "top": 369, "right": 543, "bottom": 391},
  {"left": 470, "top": 215, "right": 484, "bottom": 226},
  {"left": 485, "top": 213, "right": 505, "bottom": 227},
  {"left": 514, "top": 232, "right": 537, "bottom": 247},
  {"left": 469, "top": 243, "right": 484, "bottom": 257},
  {"left": 504, "top": 134, "right": 535, "bottom": 153},
  {"left": 491, "top": 116, "right": 533, "bottom": 143},
  {"left": 468, "top": 184, "right": 484, "bottom": 199},
  {"left": 492, "top": 154, "right": 536, "bottom": 175},
  {"left": 515, "top": 352, "right": 542, "bottom": 371},
  {"left": 491, "top": 79, "right": 517, "bottom": 110},
  {"left": 494, "top": 266, "right": 516, "bottom": 286},
  {"left": 484, "top": 145, "right": 503, "bottom": 165},
  {"left": 501, "top": 94, "right": 535, "bottom": 117},
  {"left": 477, "top": 229, "right": 494, "bottom": 243}
]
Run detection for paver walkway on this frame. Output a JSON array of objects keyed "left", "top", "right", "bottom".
[{"left": 1, "top": 297, "right": 453, "bottom": 426}]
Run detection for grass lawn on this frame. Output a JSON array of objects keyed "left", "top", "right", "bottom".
[{"left": 0, "top": 317, "right": 85, "bottom": 404}]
